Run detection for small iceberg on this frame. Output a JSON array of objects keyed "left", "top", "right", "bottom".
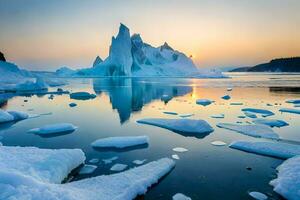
[
  {"left": 91, "top": 136, "right": 149, "bottom": 149},
  {"left": 230, "top": 102, "right": 243, "bottom": 106},
  {"left": 173, "top": 193, "right": 192, "bottom": 200},
  {"left": 227, "top": 88, "right": 233, "bottom": 91},
  {"left": 211, "top": 141, "right": 227, "bottom": 146},
  {"left": 69, "top": 102, "right": 77, "bottom": 107},
  {"left": 252, "top": 119, "right": 289, "bottom": 127},
  {"left": 161, "top": 94, "right": 172, "bottom": 103},
  {"left": 244, "top": 111, "right": 257, "bottom": 118},
  {"left": 179, "top": 114, "right": 194, "bottom": 118},
  {"left": 217, "top": 123, "right": 279, "bottom": 139},
  {"left": 279, "top": 108, "right": 300, "bottom": 115},
  {"left": 173, "top": 147, "right": 188, "bottom": 152},
  {"left": 172, "top": 154, "right": 180, "bottom": 160},
  {"left": 102, "top": 156, "right": 118, "bottom": 164},
  {"left": 70, "top": 92, "right": 96, "bottom": 100},
  {"left": 79, "top": 164, "right": 97, "bottom": 175},
  {"left": 0, "top": 109, "right": 28, "bottom": 123},
  {"left": 133, "top": 159, "right": 147, "bottom": 165},
  {"left": 221, "top": 95, "right": 231, "bottom": 100},
  {"left": 210, "top": 114, "right": 225, "bottom": 119},
  {"left": 163, "top": 111, "right": 178, "bottom": 115},
  {"left": 28, "top": 123, "right": 77, "bottom": 136},
  {"left": 270, "top": 155, "right": 300, "bottom": 200},
  {"left": 110, "top": 163, "right": 128, "bottom": 172},
  {"left": 286, "top": 99, "right": 300, "bottom": 104},
  {"left": 229, "top": 141, "right": 300, "bottom": 159},
  {"left": 196, "top": 99, "right": 214, "bottom": 106},
  {"left": 242, "top": 108, "right": 274, "bottom": 117},
  {"left": 14, "top": 77, "right": 48, "bottom": 93},
  {"left": 137, "top": 118, "right": 214, "bottom": 137},
  {"left": 0, "top": 109, "right": 14, "bottom": 123},
  {"left": 248, "top": 191, "right": 268, "bottom": 200},
  {"left": 89, "top": 158, "right": 99, "bottom": 164}
]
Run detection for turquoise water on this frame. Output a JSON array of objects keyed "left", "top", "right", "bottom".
[{"left": 2, "top": 73, "right": 300, "bottom": 199}]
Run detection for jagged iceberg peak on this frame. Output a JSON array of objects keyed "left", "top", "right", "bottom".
[
  {"left": 160, "top": 42, "right": 174, "bottom": 51},
  {"left": 93, "top": 56, "right": 103, "bottom": 67}
]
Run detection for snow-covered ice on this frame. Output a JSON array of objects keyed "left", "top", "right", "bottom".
[
  {"left": 79, "top": 164, "right": 97, "bottom": 175},
  {"left": 229, "top": 141, "right": 300, "bottom": 159},
  {"left": 133, "top": 159, "right": 147, "bottom": 165},
  {"left": 196, "top": 99, "right": 214, "bottom": 106},
  {"left": 270, "top": 155, "right": 300, "bottom": 200},
  {"left": 110, "top": 163, "right": 128, "bottom": 172},
  {"left": 242, "top": 108, "right": 274, "bottom": 117},
  {"left": 28, "top": 123, "right": 77, "bottom": 135},
  {"left": 70, "top": 92, "right": 96, "bottom": 100},
  {"left": 173, "top": 147, "right": 188, "bottom": 152},
  {"left": 172, "top": 154, "right": 180, "bottom": 160},
  {"left": 210, "top": 114, "right": 225, "bottom": 119},
  {"left": 211, "top": 141, "right": 227, "bottom": 146},
  {"left": 103, "top": 156, "right": 119, "bottom": 164},
  {"left": 91, "top": 136, "right": 149, "bottom": 149},
  {"left": 173, "top": 193, "right": 192, "bottom": 200},
  {"left": 279, "top": 108, "right": 300, "bottom": 115},
  {"left": 137, "top": 118, "right": 214, "bottom": 135},
  {"left": 217, "top": 123, "right": 279, "bottom": 139},
  {"left": 252, "top": 119, "right": 289, "bottom": 128},
  {"left": 248, "top": 191, "right": 268, "bottom": 200}
]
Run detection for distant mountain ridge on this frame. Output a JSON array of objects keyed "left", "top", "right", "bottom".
[{"left": 230, "top": 57, "right": 300, "bottom": 72}]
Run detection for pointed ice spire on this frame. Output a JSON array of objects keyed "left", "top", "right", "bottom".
[
  {"left": 160, "top": 42, "right": 174, "bottom": 51},
  {"left": 93, "top": 56, "right": 103, "bottom": 67}
]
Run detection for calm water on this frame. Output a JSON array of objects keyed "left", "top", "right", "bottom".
[{"left": 2, "top": 73, "right": 300, "bottom": 199}]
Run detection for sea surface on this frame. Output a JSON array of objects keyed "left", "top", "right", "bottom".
[{"left": 2, "top": 72, "right": 300, "bottom": 199}]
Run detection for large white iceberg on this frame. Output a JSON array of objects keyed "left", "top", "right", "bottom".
[
  {"left": 217, "top": 123, "right": 278, "bottom": 139},
  {"left": 270, "top": 155, "right": 300, "bottom": 200},
  {"left": 91, "top": 136, "right": 149, "bottom": 149},
  {"left": 137, "top": 118, "right": 214, "bottom": 136},
  {"left": 229, "top": 141, "right": 300, "bottom": 159}
]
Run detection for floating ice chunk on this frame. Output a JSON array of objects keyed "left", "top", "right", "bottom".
[
  {"left": 230, "top": 141, "right": 300, "bottom": 159},
  {"left": 252, "top": 119, "right": 289, "bottom": 128},
  {"left": 227, "top": 88, "right": 233, "bottom": 91},
  {"left": 286, "top": 99, "right": 300, "bottom": 104},
  {"left": 137, "top": 118, "right": 214, "bottom": 135},
  {"left": 279, "top": 108, "right": 300, "bottom": 115},
  {"left": 238, "top": 115, "right": 246, "bottom": 118},
  {"left": 0, "top": 145, "right": 85, "bottom": 183},
  {"left": 211, "top": 141, "right": 227, "bottom": 146},
  {"left": 217, "top": 123, "right": 278, "bottom": 139},
  {"left": 196, "top": 99, "right": 214, "bottom": 106},
  {"left": 163, "top": 111, "right": 178, "bottom": 115},
  {"left": 70, "top": 92, "right": 96, "bottom": 100},
  {"left": 210, "top": 114, "right": 225, "bottom": 119},
  {"left": 15, "top": 77, "right": 48, "bottom": 92},
  {"left": 173, "top": 147, "right": 188, "bottom": 152},
  {"left": 266, "top": 103, "right": 273, "bottom": 106},
  {"left": 172, "top": 154, "right": 180, "bottom": 160},
  {"left": 230, "top": 102, "right": 243, "bottom": 105},
  {"left": 242, "top": 108, "right": 274, "bottom": 117},
  {"left": 133, "top": 159, "right": 147, "bottom": 165},
  {"left": 244, "top": 111, "right": 257, "bottom": 118},
  {"left": 221, "top": 95, "right": 231, "bottom": 100},
  {"left": 69, "top": 103, "right": 77, "bottom": 107},
  {"left": 91, "top": 136, "right": 149, "bottom": 149},
  {"left": 79, "top": 164, "right": 97, "bottom": 175},
  {"left": 8, "top": 111, "right": 29, "bottom": 121},
  {"left": 294, "top": 104, "right": 300, "bottom": 107},
  {"left": 0, "top": 157, "right": 175, "bottom": 200},
  {"left": 161, "top": 94, "right": 172, "bottom": 103},
  {"left": 173, "top": 193, "right": 192, "bottom": 200},
  {"left": 249, "top": 191, "right": 268, "bottom": 200},
  {"left": 179, "top": 114, "right": 194, "bottom": 118},
  {"left": 110, "top": 163, "right": 128, "bottom": 172},
  {"left": 28, "top": 123, "right": 77, "bottom": 135},
  {"left": 89, "top": 158, "right": 99, "bottom": 164},
  {"left": 102, "top": 156, "right": 118, "bottom": 164},
  {"left": 270, "top": 155, "right": 300, "bottom": 200},
  {"left": 0, "top": 109, "right": 14, "bottom": 123}
]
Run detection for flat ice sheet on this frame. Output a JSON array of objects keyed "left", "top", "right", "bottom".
[
  {"left": 91, "top": 136, "right": 149, "bottom": 148},
  {"left": 252, "top": 119, "right": 288, "bottom": 127},
  {"left": 28, "top": 123, "right": 77, "bottom": 135},
  {"left": 279, "top": 108, "right": 300, "bottom": 115}
]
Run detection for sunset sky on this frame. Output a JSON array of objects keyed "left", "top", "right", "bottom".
[{"left": 0, "top": 0, "right": 299, "bottom": 71}]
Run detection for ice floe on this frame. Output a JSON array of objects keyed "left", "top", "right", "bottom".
[
  {"left": 69, "top": 103, "right": 77, "bottom": 107},
  {"left": 172, "top": 154, "right": 180, "bottom": 160},
  {"left": 14, "top": 77, "right": 48, "bottom": 92},
  {"left": 211, "top": 141, "right": 227, "bottom": 146},
  {"left": 252, "top": 119, "right": 289, "bottom": 128},
  {"left": 210, "top": 114, "right": 225, "bottom": 119},
  {"left": 244, "top": 111, "right": 257, "bottom": 118},
  {"left": 179, "top": 114, "right": 194, "bottom": 118},
  {"left": 173, "top": 193, "right": 192, "bottom": 200},
  {"left": 221, "top": 95, "right": 231, "bottom": 100},
  {"left": 110, "top": 163, "right": 128, "bottom": 172},
  {"left": 133, "top": 159, "right": 147, "bottom": 165},
  {"left": 173, "top": 147, "right": 188, "bottom": 152},
  {"left": 230, "top": 102, "right": 243, "bottom": 106},
  {"left": 91, "top": 136, "right": 149, "bottom": 149},
  {"left": 217, "top": 123, "right": 279, "bottom": 139},
  {"left": 137, "top": 118, "right": 214, "bottom": 136},
  {"left": 286, "top": 99, "right": 300, "bottom": 104},
  {"left": 270, "top": 155, "right": 300, "bottom": 200},
  {"left": 242, "top": 108, "right": 274, "bottom": 117},
  {"left": 79, "top": 164, "right": 97, "bottom": 175},
  {"left": 196, "top": 99, "right": 214, "bottom": 106},
  {"left": 279, "top": 108, "right": 300, "bottom": 115},
  {"left": 70, "top": 92, "right": 96, "bottom": 100},
  {"left": 229, "top": 141, "right": 300, "bottom": 159},
  {"left": 103, "top": 156, "right": 119, "bottom": 164},
  {"left": 163, "top": 111, "right": 178, "bottom": 115},
  {"left": 248, "top": 191, "right": 268, "bottom": 200},
  {"left": 89, "top": 158, "right": 99, "bottom": 164},
  {"left": 28, "top": 123, "right": 77, "bottom": 136}
]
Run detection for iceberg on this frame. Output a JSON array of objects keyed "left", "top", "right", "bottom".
[
  {"left": 8, "top": 111, "right": 29, "bottom": 121},
  {"left": 211, "top": 141, "right": 227, "bottom": 146},
  {"left": 69, "top": 102, "right": 77, "bottom": 107},
  {"left": 252, "top": 119, "right": 289, "bottom": 127},
  {"left": 91, "top": 136, "right": 149, "bottom": 149},
  {"left": 133, "top": 159, "right": 147, "bottom": 165},
  {"left": 196, "top": 99, "right": 214, "bottom": 106},
  {"left": 279, "top": 108, "right": 300, "bottom": 115},
  {"left": 137, "top": 118, "right": 214, "bottom": 137},
  {"left": 0, "top": 109, "right": 14, "bottom": 123},
  {"left": 217, "top": 123, "right": 278, "bottom": 139},
  {"left": 173, "top": 147, "right": 188, "bottom": 152},
  {"left": 14, "top": 77, "right": 48, "bottom": 92},
  {"left": 244, "top": 111, "right": 257, "bottom": 118},
  {"left": 229, "top": 141, "right": 300, "bottom": 159},
  {"left": 270, "top": 155, "right": 300, "bottom": 200},
  {"left": 110, "top": 163, "right": 128, "bottom": 172},
  {"left": 172, "top": 154, "right": 180, "bottom": 160},
  {"left": 221, "top": 95, "right": 231, "bottom": 100},
  {"left": 28, "top": 123, "right": 77, "bottom": 136},
  {"left": 248, "top": 191, "right": 268, "bottom": 200},
  {"left": 172, "top": 193, "right": 192, "bottom": 200},
  {"left": 210, "top": 114, "right": 225, "bottom": 119},
  {"left": 286, "top": 99, "right": 300, "bottom": 104},
  {"left": 163, "top": 111, "right": 178, "bottom": 115},
  {"left": 242, "top": 108, "right": 274, "bottom": 117},
  {"left": 70, "top": 92, "right": 96, "bottom": 100},
  {"left": 179, "top": 114, "right": 194, "bottom": 118}
]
